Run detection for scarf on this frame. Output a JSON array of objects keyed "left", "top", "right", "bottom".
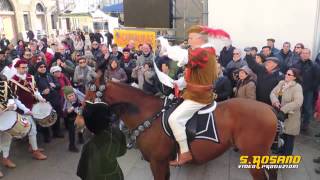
[{"left": 16, "top": 73, "right": 26, "bottom": 80}]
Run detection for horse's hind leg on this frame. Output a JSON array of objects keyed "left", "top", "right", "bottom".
[
  {"left": 249, "top": 169, "right": 268, "bottom": 180},
  {"left": 266, "top": 169, "right": 278, "bottom": 180},
  {"left": 150, "top": 160, "right": 170, "bottom": 180},
  {"left": 238, "top": 145, "right": 269, "bottom": 180}
]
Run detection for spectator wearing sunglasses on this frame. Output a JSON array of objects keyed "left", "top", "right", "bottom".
[
  {"left": 287, "top": 43, "right": 304, "bottom": 68},
  {"left": 270, "top": 68, "right": 303, "bottom": 155},
  {"left": 225, "top": 49, "right": 247, "bottom": 87}
]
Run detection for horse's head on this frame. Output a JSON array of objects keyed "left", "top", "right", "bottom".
[
  {"left": 76, "top": 78, "right": 162, "bottom": 129},
  {"left": 82, "top": 101, "right": 115, "bottom": 134},
  {"left": 75, "top": 77, "right": 105, "bottom": 127}
]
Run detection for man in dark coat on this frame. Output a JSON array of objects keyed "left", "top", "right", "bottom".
[
  {"left": 64, "top": 34, "right": 75, "bottom": 54},
  {"left": 105, "top": 30, "right": 114, "bottom": 49},
  {"left": 93, "top": 30, "right": 104, "bottom": 44},
  {"left": 261, "top": 46, "right": 274, "bottom": 59},
  {"left": 219, "top": 44, "right": 235, "bottom": 68},
  {"left": 96, "top": 44, "right": 110, "bottom": 69},
  {"left": 27, "top": 30, "right": 35, "bottom": 42},
  {"left": 77, "top": 101, "right": 126, "bottom": 180},
  {"left": 276, "top": 42, "right": 293, "bottom": 73},
  {"left": 287, "top": 43, "right": 304, "bottom": 68},
  {"left": 0, "top": 49, "right": 10, "bottom": 72},
  {"left": 214, "top": 63, "right": 232, "bottom": 101},
  {"left": 292, "top": 48, "right": 320, "bottom": 131},
  {"left": 0, "top": 34, "right": 10, "bottom": 51},
  {"left": 266, "top": 38, "right": 280, "bottom": 55},
  {"left": 247, "top": 55, "right": 283, "bottom": 105}
]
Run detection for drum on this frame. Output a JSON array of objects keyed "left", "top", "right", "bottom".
[
  {"left": 0, "top": 111, "right": 31, "bottom": 139},
  {"left": 32, "top": 102, "right": 57, "bottom": 127}
]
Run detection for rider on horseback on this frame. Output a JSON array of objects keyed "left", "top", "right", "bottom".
[{"left": 168, "top": 25, "right": 218, "bottom": 166}]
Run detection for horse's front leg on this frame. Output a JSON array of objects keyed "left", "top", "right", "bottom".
[{"left": 150, "top": 159, "right": 170, "bottom": 180}]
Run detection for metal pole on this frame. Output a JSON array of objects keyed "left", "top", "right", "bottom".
[
  {"left": 183, "top": 0, "right": 186, "bottom": 39},
  {"left": 202, "top": 0, "right": 208, "bottom": 25},
  {"left": 312, "top": 0, "right": 320, "bottom": 59},
  {"left": 172, "top": 0, "right": 176, "bottom": 29},
  {"left": 56, "top": 0, "right": 61, "bottom": 33}
]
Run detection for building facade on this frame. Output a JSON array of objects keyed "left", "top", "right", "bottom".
[
  {"left": 0, "top": 0, "right": 57, "bottom": 43},
  {"left": 174, "top": 0, "right": 207, "bottom": 41},
  {"left": 208, "top": 0, "right": 320, "bottom": 57}
]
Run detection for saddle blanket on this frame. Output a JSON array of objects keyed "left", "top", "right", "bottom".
[{"left": 161, "top": 98, "right": 220, "bottom": 143}]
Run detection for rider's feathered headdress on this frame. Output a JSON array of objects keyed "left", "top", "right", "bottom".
[{"left": 187, "top": 25, "right": 231, "bottom": 44}]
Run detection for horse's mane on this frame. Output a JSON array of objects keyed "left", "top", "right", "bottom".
[{"left": 109, "top": 81, "right": 160, "bottom": 101}]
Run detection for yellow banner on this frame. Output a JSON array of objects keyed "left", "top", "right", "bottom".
[{"left": 114, "top": 29, "right": 156, "bottom": 50}]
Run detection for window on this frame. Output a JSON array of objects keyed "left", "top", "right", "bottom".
[
  {"left": 36, "top": 3, "right": 44, "bottom": 13},
  {"left": 93, "top": 22, "right": 103, "bottom": 30},
  {"left": 23, "top": 14, "right": 30, "bottom": 31},
  {"left": 51, "top": 14, "right": 57, "bottom": 29},
  {"left": 0, "top": 0, "right": 13, "bottom": 11}
]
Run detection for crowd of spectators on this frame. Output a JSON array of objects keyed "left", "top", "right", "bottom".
[{"left": 1, "top": 31, "right": 320, "bottom": 173}]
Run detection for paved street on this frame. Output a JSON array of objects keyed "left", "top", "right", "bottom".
[{"left": 1, "top": 121, "right": 320, "bottom": 180}]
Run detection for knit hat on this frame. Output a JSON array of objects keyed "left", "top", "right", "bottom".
[
  {"left": 63, "top": 86, "right": 74, "bottom": 97},
  {"left": 35, "top": 61, "right": 46, "bottom": 70},
  {"left": 50, "top": 66, "right": 62, "bottom": 73},
  {"left": 82, "top": 101, "right": 112, "bottom": 134}
]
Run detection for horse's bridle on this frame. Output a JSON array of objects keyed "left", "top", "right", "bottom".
[
  {"left": 88, "top": 83, "right": 106, "bottom": 104},
  {"left": 86, "top": 81, "right": 172, "bottom": 142}
]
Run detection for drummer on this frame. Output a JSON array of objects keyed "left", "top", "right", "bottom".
[
  {"left": 0, "top": 75, "right": 32, "bottom": 177},
  {"left": 8, "top": 59, "right": 47, "bottom": 160}
]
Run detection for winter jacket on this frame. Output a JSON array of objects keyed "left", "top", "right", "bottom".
[
  {"left": 104, "top": 61, "right": 128, "bottom": 83},
  {"left": 270, "top": 80, "right": 303, "bottom": 135},
  {"left": 275, "top": 50, "right": 293, "bottom": 73},
  {"left": 292, "top": 59, "right": 320, "bottom": 92},
  {"left": 35, "top": 72, "right": 62, "bottom": 107},
  {"left": 235, "top": 79, "right": 256, "bottom": 100},
  {"left": 219, "top": 46, "right": 235, "bottom": 68},
  {"left": 73, "top": 65, "right": 96, "bottom": 91},
  {"left": 213, "top": 75, "right": 232, "bottom": 101},
  {"left": 246, "top": 55, "right": 284, "bottom": 105}
]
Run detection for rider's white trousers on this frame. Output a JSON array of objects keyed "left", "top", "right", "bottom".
[{"left": 168, "top": 99, "right": 206, "bottom": 153}]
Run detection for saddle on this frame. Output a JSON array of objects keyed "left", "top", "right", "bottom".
[{"left": 162, "top": 97, "right": 220, "bottom": 143}]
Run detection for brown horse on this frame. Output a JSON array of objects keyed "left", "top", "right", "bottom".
[{"left": 77, "top": 80, "right": 277, "bottom": 180}]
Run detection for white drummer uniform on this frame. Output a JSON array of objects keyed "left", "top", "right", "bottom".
[
  {"left": 9, "top": 73, "right": 45, "bottom": 151},
  {"left": 0, "top": 81, "right": 30, "bottom": 159}
]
